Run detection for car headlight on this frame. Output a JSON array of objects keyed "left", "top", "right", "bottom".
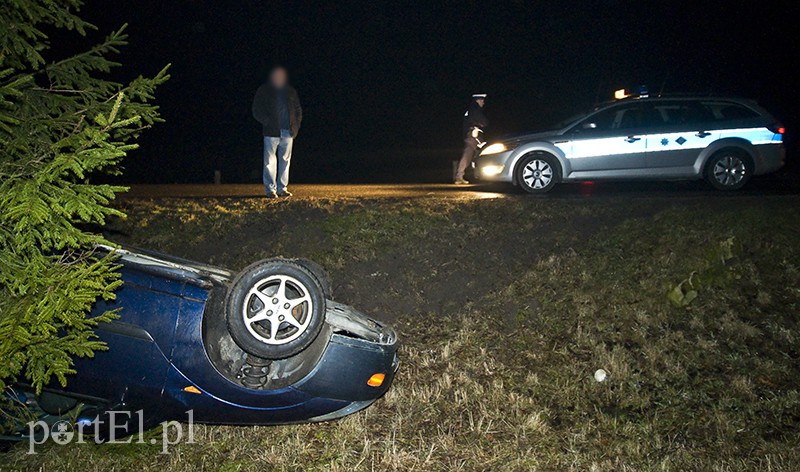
[
  {"left": 481, "top": 165, "right": 505, "bottom": 177},
  {"left": 480, "top": 143, "right": 508, "bottom": 155}
]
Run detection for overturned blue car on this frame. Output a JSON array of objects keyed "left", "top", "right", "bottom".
[{"left": 6, "top": 247, "right": 399, "bottom": 441}]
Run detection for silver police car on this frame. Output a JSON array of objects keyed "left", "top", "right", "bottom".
[{"left": 474, "top": 95, "right": 786, "bottom": 193}]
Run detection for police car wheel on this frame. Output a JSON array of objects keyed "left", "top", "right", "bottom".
[
  {"left": 705, "top": 149, "right": 753, "bottom": 191},
  {"left": 226, "top": 259, "right": 326, "bottom": 359},
  {"left": 516, "top": 153, "right": 559, "bottom": 194}
]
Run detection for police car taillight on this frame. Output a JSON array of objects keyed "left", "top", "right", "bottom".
[{"left": 768, "top": 124, "right": 785, "bottom": 135}]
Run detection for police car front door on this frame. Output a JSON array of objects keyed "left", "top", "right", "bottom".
[{"left": 559, "top": 103, "right": 651, "bottom": 176}]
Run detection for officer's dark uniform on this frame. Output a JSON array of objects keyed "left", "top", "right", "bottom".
[{"left": 455, "top": 94, "right": 489, "bottom": 183}]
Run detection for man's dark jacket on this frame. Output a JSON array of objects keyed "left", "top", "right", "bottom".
[
  {"left": 462, "top": 101, "right": 488, "bottom": 138},
  {"left": 252, "top": 84, "right": 303, "bottom": 138}
]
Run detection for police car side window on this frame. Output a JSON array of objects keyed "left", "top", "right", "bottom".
[
  {"left": 701, "top": 101, "right": 759, "bottom": 122},
  {"left": 652, "top": 101, "right": 712, "bottom": 128},
  {"left": 582, "top": 105, "right": 650, "bottom": 132}
]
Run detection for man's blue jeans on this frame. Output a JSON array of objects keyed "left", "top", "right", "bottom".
[{"left": 263, "top": 130, "right": 293, "bottom": 194}]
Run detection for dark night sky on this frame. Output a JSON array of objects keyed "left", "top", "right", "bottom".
[{"left": 70, "top": 1, "right": 799, "bottom": 183}]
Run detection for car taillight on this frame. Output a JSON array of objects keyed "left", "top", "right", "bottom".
[{"left": 768, "top": 124, "right": 785, "bottom": 135}]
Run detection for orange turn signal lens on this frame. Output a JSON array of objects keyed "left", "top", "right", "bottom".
[
  {"left": 367, "top": 373, "right": 385, "bottom": 387},
  {"left": 183, "top": 385, "right": 201, "bottom": 394}
]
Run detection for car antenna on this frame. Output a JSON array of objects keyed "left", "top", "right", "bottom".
[
  {"left": 593, "top": 81, "right": 603, "bottom": 105},
  {"left": 658, "top": 79, "right": 667, "bottom": 97}
]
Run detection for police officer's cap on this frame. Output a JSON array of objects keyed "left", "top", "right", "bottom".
[{"left": 472, "top": 93, "right": 487, "bottom": 99}]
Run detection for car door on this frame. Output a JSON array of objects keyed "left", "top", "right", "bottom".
[
  {"left": 646, "top": 100, "right": 718, "bottom": 171},
  {"left": 558, "top": 103, "right": 652, "bottom": 174}
]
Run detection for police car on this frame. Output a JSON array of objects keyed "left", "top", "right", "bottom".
[{"left": 474, "top": 91, "right": 786, "bottom": 193}]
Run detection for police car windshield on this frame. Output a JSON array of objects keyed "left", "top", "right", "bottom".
[{"left": 550, "top": 112, "right": 587, "bottom": 130}]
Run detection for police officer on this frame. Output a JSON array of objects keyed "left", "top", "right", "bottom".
[{"left": 454, "top": 93, "right": 488, "bottom": 185}]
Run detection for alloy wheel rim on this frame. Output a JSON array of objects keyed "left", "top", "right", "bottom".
[
  {"left": 242, "top": 275, "right": 313, "bottom": 345},
  {"left": 522, "top": 160, "right": 553, "bottom": 189},
  {"left": 713, "top": 155, "right": 746, "bottom": 186}
]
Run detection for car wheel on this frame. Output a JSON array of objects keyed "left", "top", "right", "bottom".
[
  {"left": 516, "top": 153, "right": 559, "bottom": 194},
  {"left": 225, "top": 259, "right": 326, "bottom": 359},
  {"left": 292, "top": 258, "right": 333, "bottom": 299},
  {"left": 705, "top": 149, "right": 753, "bottom": 191}
]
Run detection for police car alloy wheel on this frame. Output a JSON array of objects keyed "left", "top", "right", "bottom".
[
  {"left": 705, "top": 150, "right": 753, "bottom": 191},
  {"left": 226, "top": 259, "right": 326, "bottom": 359},
  {"left": 516, "top": 153, "right": 559, "bottom": 194}
]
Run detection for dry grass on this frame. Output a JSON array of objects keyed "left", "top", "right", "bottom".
[{"left": 3, "top": 194, "right": 799, "bottom": 471}]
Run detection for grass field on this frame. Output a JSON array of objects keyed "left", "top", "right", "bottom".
[{"left": 3, "top": 193, "right": 800, "bottom": 471}]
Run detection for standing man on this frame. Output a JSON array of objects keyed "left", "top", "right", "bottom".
[
  {"left": 454, "top": 93, "right": 488, "bottom": 185},
  {"left": 252, "top": 66, "right": 302, "bottom": 198}
]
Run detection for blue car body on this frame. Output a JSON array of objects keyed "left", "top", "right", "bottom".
[{"left": 10, "top": 247, "right": 398, "bottom": 437}]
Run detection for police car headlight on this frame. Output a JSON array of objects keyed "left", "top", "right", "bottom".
[{"left": 480, "top": 143, "right": 508, "bottom": 155}]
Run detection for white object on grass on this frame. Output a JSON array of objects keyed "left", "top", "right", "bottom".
[{"left": 594, "top": 369, "right": 607, "bottom": 382}]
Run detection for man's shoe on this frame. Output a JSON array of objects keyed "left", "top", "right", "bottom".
[
  {"left": 278, "top": 190, "right": 293, "bottom": 198},
  {"left": 266, "top": 191, "right": 279, "bottom": 198},
  {"left": 454, "top": 178, "right": 469, "bottom": 185}
]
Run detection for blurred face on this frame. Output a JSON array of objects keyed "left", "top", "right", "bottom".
[
  {"left": 270, "top": 68, "right": 288, "bottom": 88},
  {"left": 476, "top": 98, "right": 485, "bottom": 107}
]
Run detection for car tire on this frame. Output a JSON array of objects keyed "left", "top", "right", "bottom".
[
  {"left": 292, "top": 258, "right": 333, "bottom": 299},
  {"left": 225, "top": 259, "right": 326, "bottom": 359},
  {"left": 516, "top": 153, "right": 560, "bottom": 194},
  {"left": 705, "top": 149, "right": 753, "bottom": 191}
]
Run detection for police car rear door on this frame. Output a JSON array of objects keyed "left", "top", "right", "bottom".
[{"left": 646, "top": 99, "right": 718, "bottom": 173}]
